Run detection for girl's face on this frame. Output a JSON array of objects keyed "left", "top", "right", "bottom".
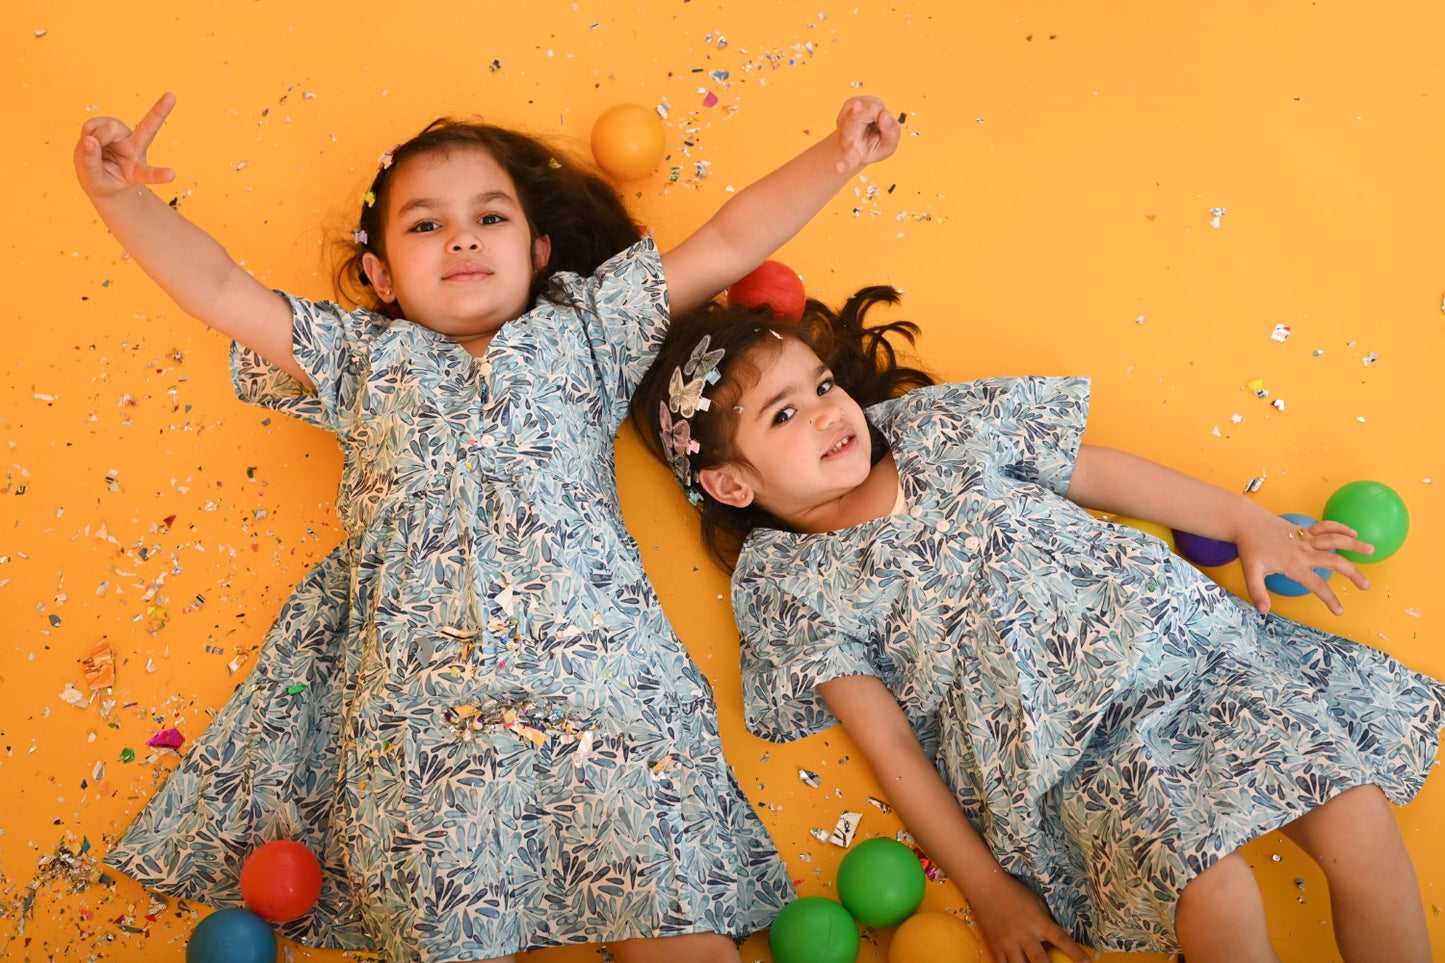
[
  {"left": 699, "top": 337, "right": 873, "bottom": 532},
  {"left": 362, "top": 147, "right": 551, "bottom": 349}
]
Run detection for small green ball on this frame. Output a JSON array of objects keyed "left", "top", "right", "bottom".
[
  {"left": 768, "top": 896, "right": 860, "bottom": 963},
  {"left": 1322, "top": 480, "right": 1410, "bottom": 563},
  {"left": 836, "top": 837, "right": 927, "bottom": 928}
]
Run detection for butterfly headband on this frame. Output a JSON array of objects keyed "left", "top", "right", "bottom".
[
  {"left": 658, "top": 334, "right": 726, "bottom": 505},
  {"left": 658, "top": 327, "right": 785, "bottom": 505}
]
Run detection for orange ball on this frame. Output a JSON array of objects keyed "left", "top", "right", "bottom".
[
  {"left": 590, "top": 104, "right": 665, "bottom": 181},
  {"left": 888, "top": 911, "right": 979, "bottom": 963},
  {"left": 727, "top": 260, "right": 806, "bottom": 321},
  {"left": 240, "top": 840, "right": 323, "bottom": 923}
]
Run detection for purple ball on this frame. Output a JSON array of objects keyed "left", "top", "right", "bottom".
[{"left": 1171, "top": 529, "right": 1239, "bottom": 567}]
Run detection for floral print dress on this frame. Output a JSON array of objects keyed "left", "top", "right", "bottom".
[
  {"left": 103, "top": 237, "right": 793, "bottom": 961},
  {"left": 732, "top": 376, "right": 1444, "bottom": 952}
]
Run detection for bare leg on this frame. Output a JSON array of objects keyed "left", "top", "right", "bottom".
[
  {"left": 1174, "top": 850, "right": 1280, "bottom": 963},
  {"left": 1278, "top": 784, "right": 1431, "bottom": 963},
  {"left": 608, "top": 932, "right": 742, "bottom": 963}
]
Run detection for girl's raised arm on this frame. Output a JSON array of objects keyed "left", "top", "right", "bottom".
[
  {"left": 75, "top": 94, "right": 306, "bottom": 383},
  {"left": 1066, "top": 444, "right": 1372, "bottom": 615},
  {"left": 817, "top": 674, "right": 1093, "bottom": 963},
  {"left": 660, "top": 96, "right": 900, "bottom": 317}
]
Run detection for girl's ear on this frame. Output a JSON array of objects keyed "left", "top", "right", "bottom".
[
  {"left": 362, "top": 251, "right": 396, "bottom": 303},
  {"left": 532, "top": 234, "right": 552, "bottom": 272},
  {"left": 698, "top": 465, "right": 756, "bottom": 508}
]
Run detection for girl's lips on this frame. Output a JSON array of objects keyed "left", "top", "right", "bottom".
[
  {"left": 821, "top": 432, "right": 856, "bottom": 460},
  {"left": 443, "top": 263, "right": 490, "bottom": 281}
]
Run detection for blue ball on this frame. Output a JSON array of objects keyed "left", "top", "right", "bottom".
[
  {"left": 1263, "top": 513, "right": 1333, "bottom": 598},
  {"left": 187, "top": 908, "right": 277, "bottom": 963}
]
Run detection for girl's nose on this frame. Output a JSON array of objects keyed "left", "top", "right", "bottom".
[
  {"left": 449, "top": 227, "right": 482, "bottom": 251},
  {"left": 811, "top": 403, "right": 841, "bottom": 428}
]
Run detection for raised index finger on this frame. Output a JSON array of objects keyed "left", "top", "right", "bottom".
[{"left": 131, "top": 93, "right": 178, "bottom": 151}]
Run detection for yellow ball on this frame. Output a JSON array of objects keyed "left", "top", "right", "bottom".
[
  {"left": 590, "top": 103, "right": 665, "bottom": 181},
  {"left": 1110, "top": 514, "right": 1177, "bottom": 552},
  {"left": 887, "top": 911, "right": 979, "bottom": 963}
]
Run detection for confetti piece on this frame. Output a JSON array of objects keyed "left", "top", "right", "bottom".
[
  {"left": 145, "top": 728, "right": 185, "bottom": 750},
  {"left": 867, "top": 796, "right": 893, "bottom": 813},
  {"left": 59, "top": 682, "right": 89, "bottom": 709},
  {"left": 1362, "top": 352, "right": 1379, "bottom": 366},
  {"left": 286, "top": 683, "right": 309, "bottom": 695},
  {"left": 1271, "top": 324, "right": 1292, "bottom": 342},
  {"left": 798, "top": 768, "right": 822, "bottom": 788},
  {"left": 119, "top": 748, "right": 135, "bottom": 763},
  {"left": 1209, "top": 207, "right": 1227, "bottom": 228},
  {"left": 828, "top": 810, "right": 861, "bottom": 848},
  {"left": 80, "top": 642, "right": 115, "bottom": 690}
]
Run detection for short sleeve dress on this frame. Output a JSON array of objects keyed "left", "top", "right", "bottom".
[
  {"left": 733, "top": 376, "right": 1445, "bottom": 952},
  {"left": 103, "top": 237, "right": 793, "bottom": 961}
]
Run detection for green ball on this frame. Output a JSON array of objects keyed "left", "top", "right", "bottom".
[
  {"left": 768, "top": 896, "right": 860, "bottom": 963},
  {"left": 836, "top": 837, "right": 927, "bottom": 928},
  {"left": 1322, "top": 480, "right": 1410, "bottom": 563}
]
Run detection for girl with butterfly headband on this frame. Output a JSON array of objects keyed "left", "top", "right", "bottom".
[{"left": 633, "top": 287, "right": 1444, "bottom": 963}]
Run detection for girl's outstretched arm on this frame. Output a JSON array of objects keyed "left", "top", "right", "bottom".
[
  {"left": 660, "top": 95, "right": 900, "bottom": 317},
  {"left": 818, "top": 674, "right": 1093, "bottom": 963},
  {"left": 1066, "top": 444, "right": 1373, "bottom": 615},
  {"left": 75, "top": 93, "right": 306, "bottom": 383}
]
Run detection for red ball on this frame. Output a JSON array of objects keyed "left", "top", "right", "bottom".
[
  {"left": 727, "top": 260, "right": 806, "bottom": 321},
  {"left": 240, "top": 840, "right": 323, "bottom": 923}
]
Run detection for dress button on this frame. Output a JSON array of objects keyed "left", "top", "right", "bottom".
[
  {"left": 910, "top": 506, "right": 923, "bottom": 518},
  {"left": 480, "top": 434, "right": 497, "bottom": 448},
  {"left": 935, "top": 518, "right": 951, "bottom": 533},
  {"left": 477, "top": 360, "right": 492, "bottom": 376}
]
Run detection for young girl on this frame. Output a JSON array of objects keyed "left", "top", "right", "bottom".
[
  {"left": 75, "top": 93, "right": 899, "bottom": 962},
  {"left": 632, "top": 289, "right": 1445, "bottom": 963}
]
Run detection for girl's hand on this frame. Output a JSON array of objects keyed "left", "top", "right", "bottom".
[
  {"left": 75, "top": 93, "right": 178, "bottom": 200},
  {"left": 832, "top": 95, "right": 902, "bottom": 174},
  {"left": 969, "top": 873, "right": 1094, "bottom": 963},
  {"left": 1236, "top": 516, "right": 1372, "bottom": 616}
]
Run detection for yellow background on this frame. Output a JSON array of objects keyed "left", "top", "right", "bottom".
[{"left": 3, "top": 2, "right": 1443, "bottom": 961}]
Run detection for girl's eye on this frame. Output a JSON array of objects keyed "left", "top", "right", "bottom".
[
  {"left": 479, "top": 213, "right": 505, "bottom": 226},
  {"left": 817, "top": 378, "right": 834, "bottom": 396},
  {"left": 409, "top": 220, "right": 441, "bottom": 233},
  {"left": 772, "top": 405, "right": 797, "bottom": 426}
]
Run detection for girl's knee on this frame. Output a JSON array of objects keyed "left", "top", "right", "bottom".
[
  {"left": 1181, "top": 850, "right": 1253, "bottom": 898},
  {"left": 1285, "top": 784, "right": 1399, "bottom": 849}
]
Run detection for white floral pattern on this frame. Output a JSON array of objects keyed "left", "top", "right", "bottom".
[
  {"left": 733, "top": 376, "right": 1445, "bottom": 952},
  {"left": 103, "top": 237, "right": 793, "bottom": 961}
]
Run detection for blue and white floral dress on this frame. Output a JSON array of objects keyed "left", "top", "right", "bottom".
[
  {"left": 103, "top": 237, "right": 793, "bottom": 961},
  {"left": 733, "top": 376, "right": 1444, "bottom": 952}
]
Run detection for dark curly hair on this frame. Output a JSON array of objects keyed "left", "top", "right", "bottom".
[
  {"left": 333, "top": 119, "right": 641, "bottom": 316},
  {"left": 631, "top": 285, "right": 934, "bottom": 569}
]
